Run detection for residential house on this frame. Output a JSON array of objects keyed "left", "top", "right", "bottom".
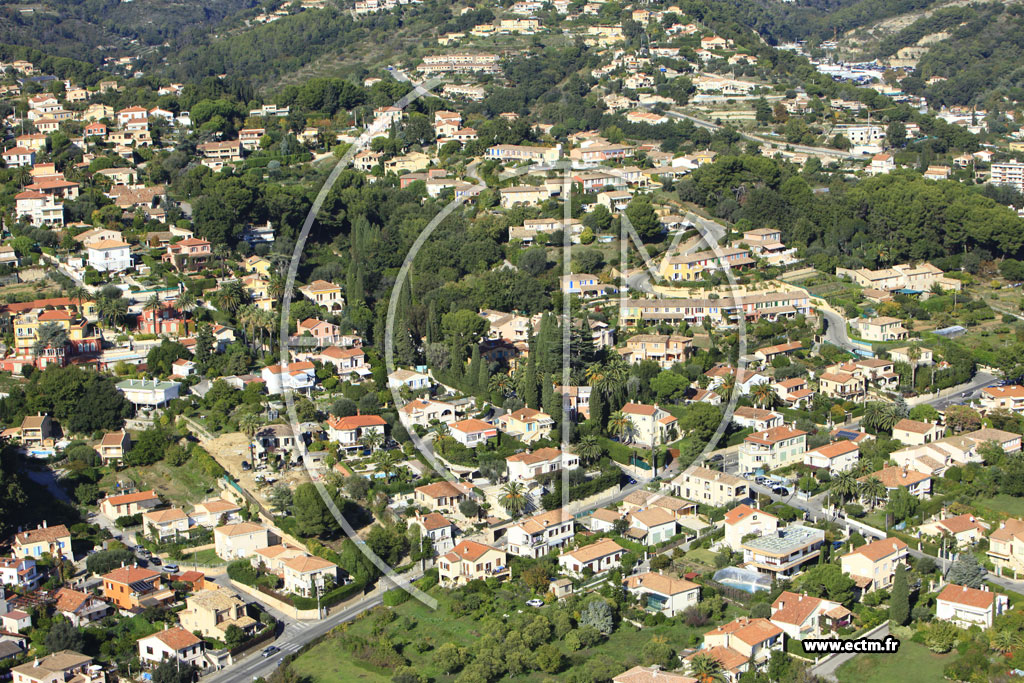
[
  {"left": 850, "top": 316, "right": 909, "bottom": 342},
  {"left": 0, "top": 557, "right": 40, "bottom": 590},
  {"left": 620, "top": 402, "right": 678, "bottom": 448},
  {"left": 293, "top": 318, "right": 341, "bottom": 348},
  {"left": 282, "top": 555, "right": 338, "bottom": 597},
  {"left": 723, "top": 505, "right": 778, "bottom": 551},
  {"left": 98, "top": 431, "right": 130, "bottom": 465},
  {"left": 499, "top": 185, "right": 548, "bottom": 208},
  {"left": 102, "top": 565, "right": 173, "bottom": 610},
  {"left": 731, "top": 407, "right": 783, "bottom": 432},
  {"left": 11, "top": 651, "right": 96, "bottom": 683},
  {"left": 400, "top": 398, "right": 456, "bottom": 428},
  {"left": 817, "top": 370, "right": 866, "bottom": 401},
  {"left": 626, "top": 507, "right": 677, "bottom": 545},
  {"left": 326, "top": 413, "right": 387, "bottom": 449},
  {"left": 142, "top": 508, "right": 190, "bottom": 541},
  {"left": 770, "top": 591, "right": 851, "bottom": 640},
  {"left": 859, "top": 466, "right": 931, "bottom": 499},
  {"left": 315, "top": 347, "right": 368, "bottom": 379},
  {"left": 439, "top": 540, "right": 508, "bottom": 586},
  {"left": 753, "top": 341, "right": 803, "bottom": 365},
  {"left": 213, "top": 522, "right": 270, "bottom": 560},
  {"left": 13, "top": 523, "right": 72, "bottom": 561},
  {"left": 179, "top": 590, "right": 256, "bottom": 640},
  {"left": 980, "top": 385, "right": 1024, "bottom": 414},
  {"left": 699, "top": 617, "right": 784, "bottom": 673},
  {"left": 936, "top": 584, "right": 1008, "bottom": 629},
  {"left": 840, "top": 537, "right": 909, "bottom": 593},
  {"left": 558, "top": 538, "right": 627, "bottom": 577},
  {"left": 449, "top": 419, "right": 498, "bottom": 447},
  {"left": 190, "top": 499, "right": 242, "bottom": 528},
  {"left": 261, "top": 361, "right": 316, "bottom": 395},
  {"left": 54, "top": 588, "right": 108, "bottom": 627},
  {"left": 499, "top": 407, "right": 555, "bottom": 443},
  {"left": 387, "top": 368, "right": 431, "bottom": 391},
  {"left": 409, "top": 512, "right": 457, "bottom": 554},
  {"left": 414, "top": 481, "right": 474, "bottom": 513},
  {"left": 803, "top": 440, "right": 860, "bottom": 475},
  {"left": 893, "top": 419, "right": 944, "bottom": 445},
  {"left": 613, "top": 666, "right": 698, "bottom": 683},
  {"left": 918, "top": 513, "right": 987, "bottom": 547},
  {"left": 671, "top": 466, "right": 748, "bottom": 506},
  {"left": 623, "top": 572, "right": 700, "bottom": 617},
  {"left": 505, "top": 509, "right": 574, "bottom": 559},
  {"left": 137, "top": 627, "right": 206, "bottom": 669},
  {"left": 738, "top": 425, "right": 808, "bottom": 472},
  {"left": 506, "top": 448, "right": 578, "bottom": 483},
  {"left": 0, "top": 609, "right": 30, "bottom": 633},
  {"left": 100, "top": 490, "right": 160, "bottom": 519},
  {"left": 19, "top": 414, "right": 52, "bottom": 447},
  {"left": 162, "top": 237, "right": 211, "bottom": 271},
  {"left": 620, "top": 334, "right": 692, "bottom": 368},
  {"left": 987, "top": 518, "right": 1024, "bottom": 574},
  {"left": 741, "top": 525, "right": 825, "bottom": 579},
  {"left": 298, "top": 280, "right": 345, "bottom": 311}
]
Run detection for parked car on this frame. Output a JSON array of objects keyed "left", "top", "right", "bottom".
[
  {"left": 149, "top": 556, "right": 161, "bottom": 566},
  {"left": 755, "top": 476, "right": 771, "bottom": 486},
  {"left": 163, "top": 563, "right": 179, "bottom": 573},
  {"left": 773, "top": 486, "right": 789, "bottom": 496},
  {"left": 526, "top": 599, "right": 544, "bottom": 608}
]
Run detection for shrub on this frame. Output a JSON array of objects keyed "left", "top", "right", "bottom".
[
  {"left": 227, "top": 559, "right": 258, "bottom": 585},
  {"left": 383, "top": 588, "right": 411, "bottom": 606}
]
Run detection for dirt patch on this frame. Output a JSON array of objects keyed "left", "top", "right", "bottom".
[{"left": 205, "top": 432, "right": 309, "bottom": 508}]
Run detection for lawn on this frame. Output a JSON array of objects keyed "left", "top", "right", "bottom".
[
  {"left": 835, "top": 640, "right": 952, "bottom": 683},
  {"left": 683, "top": 548, "right": 719, "bottom": 566},
  {"left": 98, "top": 458, "right": 220, "bottom": 508},
  {"left": 179, "top": 547, "right": 225, "bottom": 566},
  {"left": 975, "top": 495, "right": 1024, "bottom": 518},
  {"left": 287, "top": 586, "right": 723, "bottom": 683}
]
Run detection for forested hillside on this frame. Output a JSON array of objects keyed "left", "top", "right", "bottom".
[{"left": 0, "top": 0, "right": 257, "bottom": 63}]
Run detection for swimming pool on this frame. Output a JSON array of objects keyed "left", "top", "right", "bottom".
[
  {"left": 713, "top": 567, "right": 771, "bottom": 593},
  {"left": 716, "top": 576, "right": 770, "bottom": 593}
]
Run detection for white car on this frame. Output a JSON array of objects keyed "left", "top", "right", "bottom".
[{"left": 526, "top": 599, "right": 544, "bottom": 608}]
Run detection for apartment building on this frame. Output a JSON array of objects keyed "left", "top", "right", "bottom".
[
  {"left": 741, "top": 525, "right": 825, "bottom": 578},
  {"left": 671, "top": 466, "right": 748, "bottom": 506},
  {"left": 991, "top": 160, "right": 1024, "bottom": 193},
  {"left": 738, "top": 425, "right": 808, "bottom": 472},
  {"left": 620, "top": 334, "right": 692, "bottom": 368}
]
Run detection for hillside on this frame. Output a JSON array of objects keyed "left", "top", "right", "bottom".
[{"left": 0, "top": 0, "right": 258, "bottom": 64}]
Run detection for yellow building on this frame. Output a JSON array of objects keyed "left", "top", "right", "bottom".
[
  {"left": 243, "top": 255, "right": 272, "bottom": 278},
  {"left": 14, "top": 308, "right": 95, "bottom": 358}
]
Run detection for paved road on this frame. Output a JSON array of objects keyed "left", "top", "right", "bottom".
[
  {"left": 819, "top": 308, "right": 860, "bottom": 354},
  {"left": 662, "top": 109, "right": 866, "bottom": 161},
  {"left": 810, "top": 621, "right": 891, "bottom": 681}
]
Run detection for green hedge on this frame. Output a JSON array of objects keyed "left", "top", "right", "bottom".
[{"left": 291, "top": 578, "right": 366, "bottom": 610}]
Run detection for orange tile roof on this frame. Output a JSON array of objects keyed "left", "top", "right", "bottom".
[
  {"left": 937, "top": 583, "right": 996, "bottom": 609},
  {"left": 507, "top": 447, "right": 563, "bottom": 465},
  {"left": 705, "top": 617, "right": 783, "bottom": 647},
  {"left": 15, "top": 524, "right": 70, "bottom": 546},
  {"left": 745, "top": 425, "right": 807, "bottom": 446},
  {"left": 770, "top": 591, "right": 824, "bottom": 626},
  {"left": 103, "top": 565, "right": 160, "bottom": 585},
  {"left": 860, "top": 466, "right": 930, "bottom": 488},
  {"left": 894, "top": 419, "right": 937, "bottom": 435},
  {"left": 724, "top": 504, "right": 776, "bottom": 526},
  {"left": 327, "top": 414, "right": 387, "bottom": 430},
  {"left": 624, "top": 572, "right": 699, "bottom": 596},
  {"left": 561, "top": 538, "right": 625, "bottom": 564},
  {"left": 104, "top": 489, "right": 159, "bottom": 506},
  {"left": 446, "top": 540, "right": 500, "bottom": 562},
  {"left": 845, "top": 537, "right": 908, "bottom": 562},
  {"left": 807, "top": 440, "right": 859, "bottom": 460},
  {"left": 150, "top": 626, "right": 201, "bottom": 651}
]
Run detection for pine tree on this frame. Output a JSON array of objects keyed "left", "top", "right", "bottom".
[
  {"left": 945, "top": 551, "right": 987, "bottom": 588},
  {"left": 889, "top": 564, "right": 909, "bottom": 625},
  {"left": 194, "top": 323, "right": 214, "bottom": 371}
]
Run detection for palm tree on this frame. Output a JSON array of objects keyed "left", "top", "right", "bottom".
[
  {"left": 68, "top": 285, "right": 89, "bottom": 310},
  {"left": 238, "top": 413, "right": 261, "bottom": 460},
  {"left": 650, "top": 444, "right": 668, "bottom": 477},
  {"left": 859, "top": 476, "right": 886, "bottom": 511},
  {"left": 830, "top": 470, "right": 859, "bottom": 505},
  {"left": 750, "top": 382, "right": 776, "bottom": 409},
  {"left": 489, "top": 373, "right": 513, "bottom": 397},
  {"left": 863, "top": 401, "right": 899, "bottom": 433},
  {"left": 718, "top": 373, "right": 737, "bottom": 400},
  {"left": 608, "top": 411, "right": 636, "bottom": 444},
  {"left": 177, "top": 288, "right": 196, "bottom": 315},
  {"left": 907, "top": 345, "right": 922, "bottom": 388},
  {"left": 143, "top": 294, "right": 163, "bottom": 333},
  {"left": 500, "top": 481, "right": 529, "bottom": 517},
  {"left": 688, "top": 653, "right": 726, "bottom": 683},
  {"left": 576, "top": 434, "right": 603, "bottom": 466},
  {"left": 374, "top": 449, "right": 401, "bottom": 481},
  {"left": 359, "top": 430, "right": 385, "bottom": 453},
  {"left": 990, "top": 629, "right": 1018, "bottom": 655},
  {"left": 217, "top": 280, "right": 247, "bottom": 316},
  {"left": 430, "top": 421, "right": 450, "bottom": 438},
  {"left": 97, "top": 295, "right": 128, "bottom": 330}
]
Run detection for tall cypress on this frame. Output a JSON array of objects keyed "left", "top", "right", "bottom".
[
  {"left": 889, "top": 565, "right": 909, "bottom": 626},
  {"left": 523, "top": 354, "right": 539, "bottom": 409}
]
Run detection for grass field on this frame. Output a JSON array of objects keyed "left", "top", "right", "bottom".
[
  {"left": 975, "top": 495, "right": 1024, "bottom": 518},
  {"left": 835, "top": 640, "right": 952, "bottom": 683},
  {"left": 99, "top": 458, "right": 219, "bottom": 508},
  {"left": 286, "top": 587, "right": 732, "bottom": 683},
  {"left": 180, "top": 547, "right": 225, "bottom": 566}
]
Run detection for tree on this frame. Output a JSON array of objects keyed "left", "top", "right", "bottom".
[
  {"left": 751, "top": 382, "right": 776, "bottom": 409},
  {"left": 521, "top": 563, "right": 550, "bottom": 594},
  {"left": 887, "top": 487, "right": 919, "bottom": 523},
  {"left": 640, "top": 637, "right": 676, "bottom": 669},
  {"left": 518, "top": 247, "right": 549, "bottom": 276},
  {"left": 441, "top": 310, "right": 488, "bottom": 360},
  {"left": 945, "top": 405, "right": 981, "bottom": 433},
  {"left": 795, "top": 563, "right": 855, "bottom": 604},
  {"left": 152, "top": 659, "right": 197, "bottom": 683},
  {"left": 830, "top": 470, "right": 859, "bottom": 504},
  {"left": 945, "top": 551, "right": 987, "bottom": 588},
  {"left": 500, "top": 481, "right": 529, "bottom": 517},
  {"left": 224, "top": 624, "right": 246, "bottom": 649},
  {"left": 534, "top": 643, "right": 563, "bottom": 673},
  {"left": 925, "top": 621, "right": 960, "bottom": 653},
  {"left": 887, "top": 120, "right": 907, "bottom": 149},
  {"left": 576, "top": 434, "right": 603, "bottom": 466},
  {"left": 268, "top": 483, "right": 293, "bottom": 512},
  {"left": 583, "top": 204, "right": 612, "bottom": 233},
  {"left": 579, "top": 598, "right": 614, "bottom": 634},
  {"left": 45, "top": 620, "right": 84, "bottom": 653},
  {"left": 863, "top": 402, "right": 899, "bottom": 433},
  {"left": 624, "top": 195, "right": 662, "bottom": 241},
  {"left": 689, "top": 652, "right": 726, "bottom": 683},
  {"left": 33, "top": 322, "right": 68, "bottom": 356},
  {"left": 608, "top": 411, "right": 636, "bottom": 444},
  {"left": 458, "top": 498, "right": 480, "bottom": 519},
  {"left": 194, "top": 323, "right": 215, "bottom": 370},
  {"left": 859, "top": 476, "right": 886, "bottom": 511},
  {"left": 434, "top": 642, "right": 468, "bottom": 674},
  {"left": 293, "top": 482, "right": 332, "bottom": 537},
  {"left": 239, "top": 413, "right": 261, "bottom": 456},
  {"left": 889, "top": 564, "right": 909, "bottom": 625}
]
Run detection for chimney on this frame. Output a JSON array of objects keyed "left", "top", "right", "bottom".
[{"left": 42, "top": 520, "right": 46, "bottom": 529}]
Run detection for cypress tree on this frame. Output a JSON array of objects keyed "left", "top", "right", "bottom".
[
  {"left": 589, "top": 388, "right": 607, "bottom": 433},
  {"left": 889, "top": 564, "right": 909, "bottom": 626},
  {"left": 523, "top": 354, "right": 539, "bottom": 409}
]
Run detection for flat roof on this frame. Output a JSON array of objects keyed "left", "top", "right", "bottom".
[{"left": 742, "top": 525, "right": 824, "bottom": 555}]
